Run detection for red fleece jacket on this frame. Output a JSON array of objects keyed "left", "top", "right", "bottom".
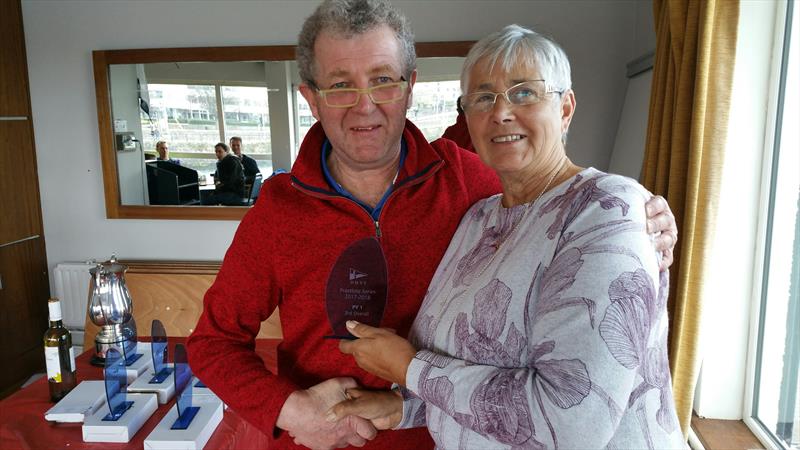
[{"left": 187, "top": 120, "right": 501, "bottom": 449}]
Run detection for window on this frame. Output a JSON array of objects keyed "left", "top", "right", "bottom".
[
  {"left": 408, "top": 80, "right": 461, "bottom": 141},
  {"left": 748, "top": 2, "right": 799, "bottom": 449},
  {"left": 141, "top": 83, "right": 271, "bottom": 176}
]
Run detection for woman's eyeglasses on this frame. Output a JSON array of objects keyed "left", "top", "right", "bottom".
[{"left": 461, "top": 80, "right": 563, "bottom": 114}]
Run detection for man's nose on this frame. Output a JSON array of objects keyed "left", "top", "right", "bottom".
[{"left": 351, "top": 91, "right": 376, "bottom": 113}]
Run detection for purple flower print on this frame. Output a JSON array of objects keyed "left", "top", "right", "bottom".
[
  {"left": 453, "top": 205, "right": 526, "bottom": 287},
  {"left": 471, "top": 371, "right": 540, "bottom": 447},
  {"left": 535, "top": 247, "right": 597, "bottom": 328},
  {"left": 541, "top": 174, "right": 630, "bottom": 241},
  {"left": 599, "top": 269, "right": 677, "bottom": 434}
]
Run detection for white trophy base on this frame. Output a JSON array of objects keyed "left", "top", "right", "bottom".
[
  {"left": 128, "top": 364, "right": 175, "bottom": 404},
  {"left": 144, "top": 397, "right": 224, "bottom": 450},
  {"left": 190, "top": 378, "right": 217, "bottom": 397},
  {"left": 44, "top": 380, "right": 106, "bottom": 423},
  {"left": 82, "top": 393, "right": 158, "bottom": 443}
]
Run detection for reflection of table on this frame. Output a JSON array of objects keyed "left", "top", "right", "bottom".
[
  {"left": 0, "top": 338, "right": 280, "bottom": 449},
  {"left": 199, "top": 182, "right": 216, "bottom": 203}
]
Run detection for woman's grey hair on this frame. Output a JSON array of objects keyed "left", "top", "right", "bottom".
[
  {"left": 460, "top": 24, "right": 572, "bottom": 96},
  {"left": 296, "top": 0, "right": 416, "bottom": 88}
]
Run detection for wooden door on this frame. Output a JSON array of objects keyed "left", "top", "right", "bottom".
[
  {"left": 0, "top": 0, "right": 51, "bottom": 399},
  {"left": 0, "top": 238, "right": 49, "bottom": 398}
]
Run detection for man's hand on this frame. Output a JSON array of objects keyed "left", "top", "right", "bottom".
[
  {"left": 338, "top": 321, "right": 417, "bottom": 386},
  {"left": 326, "top": 388, "right": 403, "bottom": 430},
  {"left": 645, "top": 195, "right": 678, "bottom": 271},
  {"left": 276, "top": 377, "right": 377, "bottom": 449}
]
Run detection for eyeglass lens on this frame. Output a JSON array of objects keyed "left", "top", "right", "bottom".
[{"left": 324, "top": 83, "right": 405, "bottom": 107}]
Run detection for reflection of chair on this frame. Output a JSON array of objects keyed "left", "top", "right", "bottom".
[
  {"left": 243, "top": 173, "right": 263, "bottom": 206},
  {"left": 146, "top": 161, "right": 199, "bottom": 205}
]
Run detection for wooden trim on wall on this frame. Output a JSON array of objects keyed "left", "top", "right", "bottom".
[{"left": 121, "top": 259, "right": 221, "bottom": 275}]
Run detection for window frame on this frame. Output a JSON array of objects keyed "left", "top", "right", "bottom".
[{"left": 742, "top": 1, "right": 798, "bottom": 448}]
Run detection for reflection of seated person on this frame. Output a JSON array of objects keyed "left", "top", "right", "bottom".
[
  {"left": 229, "top": 136, "right": 260, "bottom": 179},
  {"left": 202, "top": 142, "right": 245, "bottom": 205},
  {"left": 155, "top": 141, "right": 181, "bottom": 165}
]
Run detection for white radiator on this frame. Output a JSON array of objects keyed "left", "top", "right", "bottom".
[{"left": 53, "top": 262, "right": 95, "bottom": 331}]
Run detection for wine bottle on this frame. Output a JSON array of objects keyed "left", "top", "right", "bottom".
[{"left": 43, "top": 297, "right": 77, "bottom": 402}]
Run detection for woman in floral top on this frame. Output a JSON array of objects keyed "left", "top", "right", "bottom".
[{"left": 336, "top": 24, "right": 685, "bottom": 449}]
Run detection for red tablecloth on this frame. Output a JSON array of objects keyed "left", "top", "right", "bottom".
[{"left": 0, "top": 338, "right": 281, "bottom": 449}]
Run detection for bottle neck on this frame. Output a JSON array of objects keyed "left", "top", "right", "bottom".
[{"left": 47, "top": 299, "right": 63, "bottom": 326}]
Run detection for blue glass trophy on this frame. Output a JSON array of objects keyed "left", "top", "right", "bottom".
[
  {"left": 149, "top": 320, "right": 172, "bottom": 383},
  {"left": 127, "top": 319, "right": 175, "bottom": 404},
  {"left": 121, "top": 318, "right": 143, "bottom": 366},
  {"left": 172, "top": 344, "right": 200, "bottom": 429},
  {"left": 82, "top": 348, "right": 158, "bottom": 443},
  {"left": 144, "top": 344, "right": 224, "bottom": 449},
  {"left": 102, "top": 348, "right": 133, "bottom": 421}
]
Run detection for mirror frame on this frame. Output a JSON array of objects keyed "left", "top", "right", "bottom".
[{"left": 93, "top": 42, "right": 474, "bottom": 220}]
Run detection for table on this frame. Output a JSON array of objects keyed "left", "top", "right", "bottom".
[{"left": 0, "top": 338, "right": 281, "bottom": 449}]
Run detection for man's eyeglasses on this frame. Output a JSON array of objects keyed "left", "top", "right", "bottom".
[
  {"left": 317, "top": 79, "right": 408, "bottom": 108},
  {"left": 461, "top": 80, "right": 563, "bottom": 114}
]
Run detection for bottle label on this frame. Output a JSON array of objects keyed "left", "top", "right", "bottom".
[
  {"left": 44, "top": 347, "right": 62, "bottom": 382},
  {"left": 69, "top": 347, "right": 76, "bottom": 372}
]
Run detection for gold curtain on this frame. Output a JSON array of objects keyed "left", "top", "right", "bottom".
[{"left": 642, "top": 0, "right": 740, "bottom": 438}]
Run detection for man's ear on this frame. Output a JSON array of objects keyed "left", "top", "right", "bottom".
[
  {"left": 405, "top": 70, "right": 418, "bottom": 109},
  {"left": 299, "top": 83, "right": 321, "bottom": 120}
]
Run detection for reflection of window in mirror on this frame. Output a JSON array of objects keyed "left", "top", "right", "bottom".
[{"left": 140, "top": 84, "right": 273, "bottom": 177}]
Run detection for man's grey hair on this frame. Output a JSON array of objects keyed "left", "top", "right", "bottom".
[
  {"left": 296, "top": 0, "right": 416, "bottom": 88},
  {"left": 460, "top": 24, "right": 572, "bottom": 96}
]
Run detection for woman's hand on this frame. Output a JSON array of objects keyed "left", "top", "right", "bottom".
[
  {"left": 326, "top": 388, "right": 403, "bottom": 430},
  {"left": 338, "top": 321, "right": 417, "bottom": 386},
  {"left": 644, "top": 195, "right": 678, "bottom": 271}
]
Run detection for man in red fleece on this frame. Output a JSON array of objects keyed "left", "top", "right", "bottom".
[{"left": 187, "top": 1, "right": 678, "bottom": 449}]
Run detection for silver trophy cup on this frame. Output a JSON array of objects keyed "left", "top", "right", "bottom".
[{"left": 87, "top": 255, "right": 137, "bottom": 366}]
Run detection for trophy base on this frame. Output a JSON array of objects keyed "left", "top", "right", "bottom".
[
  {"left": 92, "top": 341, "right": 153, "bottom": 383},
  {"left": 82, "top": 393, "right": 158, "bottom": 443},
  {"left": 128, "top": 364, "right": 176, "bottom": 404},
  {"left": 144, "top": 397, "right": 223, "bottom": 450}
]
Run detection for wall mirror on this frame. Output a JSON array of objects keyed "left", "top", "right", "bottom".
[{"left": 93, "top": 43, "right": 472, "bottom": 220}]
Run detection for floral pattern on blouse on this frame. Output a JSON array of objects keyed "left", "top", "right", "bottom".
[{"left": 399, "top": 168, "right": 684, "bottom": 449}]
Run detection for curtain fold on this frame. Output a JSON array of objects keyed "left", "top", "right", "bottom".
[{"left": 642, "top": 0, "right": 740, "bottom": 438}]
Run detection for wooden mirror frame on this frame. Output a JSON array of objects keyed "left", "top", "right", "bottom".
[{"left": 93, "top": 42, "right": 474, "bottom": 220}]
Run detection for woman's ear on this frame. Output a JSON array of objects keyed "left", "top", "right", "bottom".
[{"left": 560, "top": 89, "right": 576, "bottom": 135}]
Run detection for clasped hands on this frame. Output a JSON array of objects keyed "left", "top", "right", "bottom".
[{"left": 276, "top": 321, "right": 415, "bottom": 449}]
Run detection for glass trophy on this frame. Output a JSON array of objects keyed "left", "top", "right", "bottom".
[
  {"left": 148, "top": 320, "right": 172, "bottom": 383},
  {"left": 143, "top": 344, "right": 224, "bottom": 448},
  {"left": 324, "top": 237, "right": 388, "bottom": 339},
  {"left": 171, "top": 344, "right": 200, "bottom": 430},
  {"left": 83, "top": 348, "right": 159, "bottom": 443},
  {"left": 121, "top": 318, "right": 143, "bottom": 366},
  {"left": 102, "top": 348, "right": 134, "bottom": 421}
]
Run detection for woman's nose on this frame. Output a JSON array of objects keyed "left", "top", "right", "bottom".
[{"left": 490, "top": 94, "right": 515, "bottom": 122}]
